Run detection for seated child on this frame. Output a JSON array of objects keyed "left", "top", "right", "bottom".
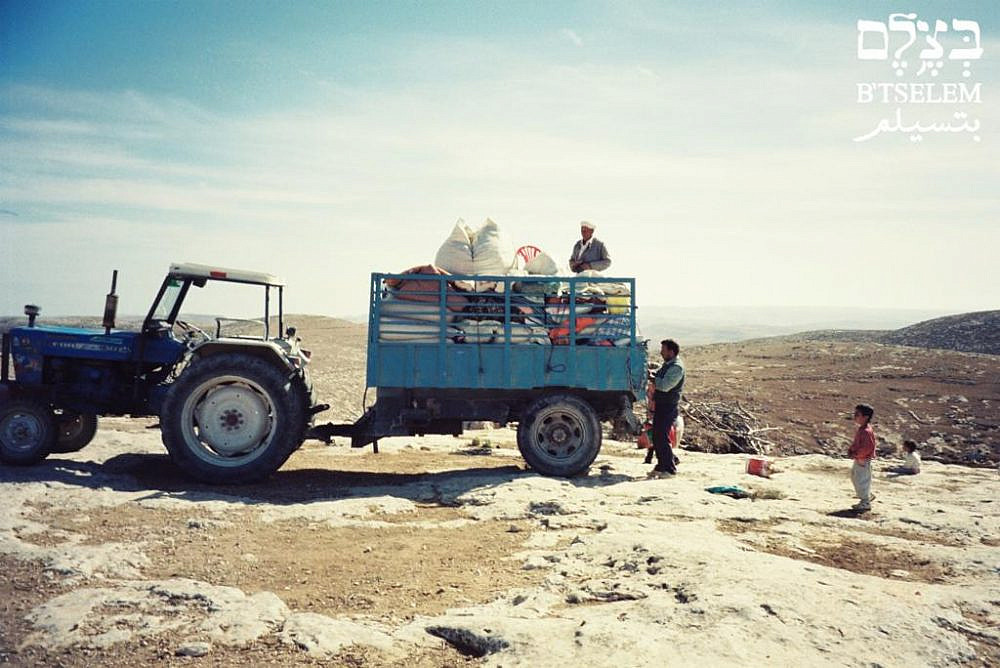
[{"left": 888, "top": 440, "right": 921, "bottom": 475}]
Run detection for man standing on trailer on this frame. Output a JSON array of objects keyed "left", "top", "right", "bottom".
[
  {"left": 569, "top": 221, "right": 612, "bottom": 272},
  {"left": 649, "top": 338, "right": 685, "bottom": 478}
]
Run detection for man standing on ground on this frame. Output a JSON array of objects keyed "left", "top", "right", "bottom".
[
  {"left": 649, "top": 339, "right": 685, "bottom": 478},
  {"left": 569, "top": 221, "right": 611, "bottom": 272}
]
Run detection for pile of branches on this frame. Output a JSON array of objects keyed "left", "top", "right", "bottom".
[{"left": 683, "top": 400, "right": 779, "bottom": 455}]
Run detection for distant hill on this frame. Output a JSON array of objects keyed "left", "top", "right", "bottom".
[
  {"left": 880, "top": 310, "right": 1000, "bottom": 355},
  {"left": 0, "top": 315, "right": 147, "bottom": 334},
  {"left": 785, "top": 329, "right": 887, "bottom": 344},
  {"left": 0, "top": 315, "right": 206, "bottom": 334},
  {"left": 789, "top": 310, "right": 999, "bottom": 355},
  {"left": 638, "top": 305, "right": 951, "bottom": 346}
]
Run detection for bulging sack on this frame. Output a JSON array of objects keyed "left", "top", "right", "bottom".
[
  {"left": 525, "top": 250, "right": 558, "bottom": 275},
  {"left": 434, "top": 220, "right": 475, "bottom": 275},
  {"left": 471, "top": 218, "right": 514, "bottom": 276}
]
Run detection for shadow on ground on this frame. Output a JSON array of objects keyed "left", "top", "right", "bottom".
[
  {"left": 0, "top": 452, "right": 636, "bottom": 507},
  {"left": 827, "top": 508, "right": 874, "bottom": 520}
]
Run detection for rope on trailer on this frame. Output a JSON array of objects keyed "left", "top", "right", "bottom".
[{"left": 545, "top": 343, "right": 566, "bottom": 373}]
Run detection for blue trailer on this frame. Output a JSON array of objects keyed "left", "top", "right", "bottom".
[{"left": 310, "top": 272, "right": 648, "bottom": 476}]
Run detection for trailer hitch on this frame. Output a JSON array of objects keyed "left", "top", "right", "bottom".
[{"left": 306, "top": 421, "right": 354, "bottom": 444}]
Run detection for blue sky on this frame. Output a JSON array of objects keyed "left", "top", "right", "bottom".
[{"left": 1, "top": 1, "right": 997, "bottom": 318}]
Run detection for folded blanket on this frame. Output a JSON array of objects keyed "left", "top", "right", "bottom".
[
  {"left": 514, "top": 280, "right": 563, "bottom": 295},
  {"left": 549, "top": 317, "right": 599, "bottom": 345},
  {"left": 385, "top": 265, "right": 469, "bottom": 311},
  {"left": 588, "top": 315, "right": 633, "bottom": 340},
  {"left": 575, "top": 269, "right": 630, "bottom": 296},
  {"left": 378, "top": 317, "right": 462, "bottom": 342},
  {"left": 454, "top": 320, "right": 550, "bottom": 344},
  {"left": 380, "top": 298, "right": 446, "bottom": 323}
]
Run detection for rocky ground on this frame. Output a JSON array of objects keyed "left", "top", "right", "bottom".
[
  {"left": 1, "top": 314, "right": 998, "bottom": 665},
  {"left": 1, "top": 422, "right": 998, "bottom": 666},
  {"left": 680, "top": 337, "right": 999, "bottom": 468},
  {"left": 880, "top": 311, "right": 1000, "bottom": 356}
]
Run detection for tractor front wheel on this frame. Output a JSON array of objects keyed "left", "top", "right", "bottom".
[
  {"left": 160, "top": 353, "right": 308, "bottom": 484},
  {"left": 0, "top": 400, "right": 56, "bottom": 465},
  {"left": 51, "top": 411, "right": 98, "bottom": 454}
]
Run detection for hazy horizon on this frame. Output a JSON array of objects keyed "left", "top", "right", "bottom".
[
  {"left": 0, "top": 302, "right": 965, "bottom": 323},
  {"left": 3, "top": 302, "right": 979, "bottom": 348}
]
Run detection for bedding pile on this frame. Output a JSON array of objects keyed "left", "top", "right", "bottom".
[{"left": 379, "top": 219, "right": 634, "bottom": 346}]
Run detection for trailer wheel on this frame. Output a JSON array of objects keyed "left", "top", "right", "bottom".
[
  {"left": 517, "top": 394, "right": 601, "bottom": 477},
  {"left": 160, "top": 353, "right": 308, "bottom": 483},
  {"left": 0, "top": 399, "right": 56, "bottom": 465},
  {"left": 51, "top": 411, "right": 98, "bottom": 453}
]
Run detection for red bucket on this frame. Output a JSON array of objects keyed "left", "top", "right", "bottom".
[
  {"left": 746, "top": 458, "right": 771, "bottom": 477},
  {"left": 637, "top": 423, "right": 676, "bottom": 449}
]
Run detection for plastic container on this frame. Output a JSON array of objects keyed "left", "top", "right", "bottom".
[
  {"left": 607, "top": 295, "right": 630, "bottom": 314},
  {"left": 637, "top": 423, "right": 676, "bottom": 449},
  {"left": 746, "top": 457, "right": 772, "bottom": 478}
]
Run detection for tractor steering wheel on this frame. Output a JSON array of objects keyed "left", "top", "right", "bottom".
[{"left": 174, "top": 320, "right": 211, "bottom": 348}]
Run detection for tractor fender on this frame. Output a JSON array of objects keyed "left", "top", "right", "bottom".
[
  {"left": 0, "top": 382, "right": 46, "bottom": 405},
  {"left": 191, "top": 340, "right": 295, "bottom": 371}
]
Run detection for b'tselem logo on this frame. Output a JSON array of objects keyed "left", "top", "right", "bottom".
[{"left": 855, "top": 13, "right": 983, "bottom": 142}]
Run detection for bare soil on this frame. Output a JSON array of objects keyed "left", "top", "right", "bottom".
[
  {"left": 680, "top": 338, "right": 1000, "bottom": 467},
  {"left": 719, "top": 528, "right": 952, "bottom": 584},
  {"left": 0, "top": 557, "right": 67, "bottom": 665},
  {"left": 32, "top": 503, "right": 541, "bottom": 622},
  {"left": 8, "top": 447, "right": 546, "bottom": 667}
]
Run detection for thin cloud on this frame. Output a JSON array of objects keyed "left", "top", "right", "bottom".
[
  {"left": 1, "top": 22, "right": 997, "bottom": 316},
  {"left": 559, "top": 28, "right": 583, "bottom": 47},
  {"left": 635, "top": 65, "right": 658, "bottom": 80}
]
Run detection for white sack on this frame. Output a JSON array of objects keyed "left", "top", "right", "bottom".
[
  {"left": 471, "top": 218, "right": 514, "bottom": 276},
  {"left": 433, "top": 220, "right": 475, "bottom": 275},
  {"left": 525, "top": 250, "right": 558, "bottom": 275}
]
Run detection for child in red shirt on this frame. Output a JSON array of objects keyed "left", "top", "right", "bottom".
[{"left": 848, "top": 404, "right": 877, "bottom": 510}]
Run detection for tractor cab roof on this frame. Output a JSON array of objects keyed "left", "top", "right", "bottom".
[{"left": 168, "top": 263, "right": 284, "bottom": 287}]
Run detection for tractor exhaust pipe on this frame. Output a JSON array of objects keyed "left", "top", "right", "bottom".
[
  {"left": 103, "top": 270, "right": 119, "bottom": 335},
  {"left": 23, "top": 304, "right": 40, "bottom": 327}
]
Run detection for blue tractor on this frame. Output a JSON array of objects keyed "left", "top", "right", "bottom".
[{"left": 0, "top": 263, "right": 316, "bottom": 483}]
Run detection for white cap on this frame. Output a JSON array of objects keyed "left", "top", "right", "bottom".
[{"left": 580, "top": 220, "right": 596, "bottom": 231}]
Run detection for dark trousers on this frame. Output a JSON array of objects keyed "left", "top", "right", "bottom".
[{"left": 652, "top": 404, "right": 678, "bottom": 472}]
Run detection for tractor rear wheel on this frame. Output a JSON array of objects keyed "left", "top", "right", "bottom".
[
  {"left": 286, "top": 368, "right": 314, "bottom": 454},
  {"left": 517, "top": 394, "right": 601, "bottom": 477},
  {"left": 51, "top": 411, "right": 98, "bottom": 453},
  {"left": 160, "top": 353, "right": 309, "bottom": 484},
  {"left": 0, "top": 399, "right": 56, "bottom": 465}
]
